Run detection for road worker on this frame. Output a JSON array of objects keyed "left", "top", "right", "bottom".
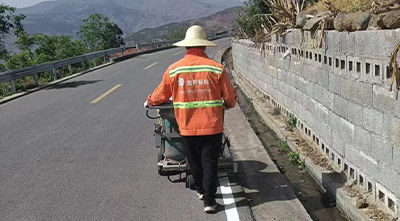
[{"left": 147, "top": 25, "right": 237, "bottom": 213}]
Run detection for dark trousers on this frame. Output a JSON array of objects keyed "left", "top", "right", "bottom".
[{"left": 183, "top": 133, "right": 222, "bottom": 206}]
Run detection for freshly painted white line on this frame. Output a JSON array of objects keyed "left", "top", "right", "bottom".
[{"left": 219, "top": 175, "right": 240, "bottom": 221}]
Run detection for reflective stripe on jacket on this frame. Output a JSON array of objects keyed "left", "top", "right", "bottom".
[{"left": 147, "top": 48, "right": 237, "bottom": 136}]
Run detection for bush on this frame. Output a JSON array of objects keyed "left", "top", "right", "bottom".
[{"left": 235, "top": 0, "right": 270, "bottom": 40}]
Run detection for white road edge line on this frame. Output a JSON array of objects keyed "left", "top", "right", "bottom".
[{"left": 219, "top": 174, "right": 240, "bottom": 221}]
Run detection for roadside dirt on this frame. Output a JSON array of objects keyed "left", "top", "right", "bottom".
[{"left": 289, "top": 131, "right": 333, "bottom": 170}]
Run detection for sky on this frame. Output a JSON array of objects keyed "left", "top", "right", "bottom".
[{"left": 0, "top": 0, "right": 49, "bottom": 8}]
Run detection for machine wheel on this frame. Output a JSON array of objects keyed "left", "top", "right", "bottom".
[
  {"left": 157, "top": 152, "right": 164, "bottom": 176},
  {"left": 186, "top": 174, "right": 196, "bottom": 190}
]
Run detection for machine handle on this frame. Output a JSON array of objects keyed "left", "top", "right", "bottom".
[{"left": 146, "top": 109, "right": 161, "bottom": 119}]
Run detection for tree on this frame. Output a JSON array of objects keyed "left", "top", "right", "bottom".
[
  {"left": 5, "top": 51, "right": 33, "bottom": 70},
  {"left": 0, "top": 4, "right": 26, "bottom": 70},
  {"left": 0, "top": 4, "right": 25, "bottom": 38},
  {"left": 6, "top": 34, "right": 87, "bottom": 70},
  {"left": 15, "top": 32, "right": 36, "bottom": 60},
  {"left": 77, "top": 14, "right": 124, "bottom": 52},
  {"left": 33, "top": 34, "right": 87, "bottom": 63}
]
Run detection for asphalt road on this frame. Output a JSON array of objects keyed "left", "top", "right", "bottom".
[{"left": 0, "top": 38, "right": 252, "bottom": 221}]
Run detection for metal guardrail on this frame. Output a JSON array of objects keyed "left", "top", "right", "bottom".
[
  {"left": 1, "top": 31, "right": 230, "bottom": 94},
  {"left": 0, "top": 47, "right": 125, "bottom": 92},
  {"left": 130, "top": 32, "right": 230, "bottom": 52},
  {"left": 124, "top": 39, "right": 180, "bottom": 49},
  {"left": 135, "top": 39, "right": 180, "bottom": 52}
]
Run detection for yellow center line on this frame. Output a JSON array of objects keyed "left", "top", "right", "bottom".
[
  {"left": 90, "top": 84, "right": 122, "bottom": 104},
  {"left": 173, "top": 51, "right": 184, "bottom": 55},
  {"left": 144, "top": 62, "right": 158, "bottom": 70}
]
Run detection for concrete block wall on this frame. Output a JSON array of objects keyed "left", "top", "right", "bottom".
[{"left": 232, "top": 29, "right": 400, "bottom": 218}]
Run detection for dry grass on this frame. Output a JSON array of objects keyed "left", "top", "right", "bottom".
[
  {"left": 307, "top": 0, "right": 374, "bottom": 13},
  {"left": 261, "top": 0, "right": 310, "bottom": 36}
]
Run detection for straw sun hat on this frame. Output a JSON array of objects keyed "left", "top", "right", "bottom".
[{"left": 173, "top": 25, "right": 217, "bottom": 47}]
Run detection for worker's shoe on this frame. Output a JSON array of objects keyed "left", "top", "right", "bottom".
[
  {"left": 197, "top": 192, "right": 204, "bottom": 200},
  {"left": 204, "top": 204, "right": 217, "bottom": 213}
]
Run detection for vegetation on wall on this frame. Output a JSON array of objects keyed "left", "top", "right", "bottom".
[
  {"left": 234, "top": 0, "right": 377, "bottom": 41},
  {"left": 235, "top": 0, "right": 270, "bottom": 40}
]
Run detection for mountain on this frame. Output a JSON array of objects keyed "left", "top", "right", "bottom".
[
  {"left": 17, "top": 0, "right": 244, "bottom": 36},
  {"left": 125, "top": 7, "right": 241, "bottom": 43}
]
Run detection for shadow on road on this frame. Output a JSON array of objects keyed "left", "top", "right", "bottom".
[
  {"left": 234, "top": 160, "right": 298, "bottom": 202},
  {"left": 46, "top": 80, "right": 102, "bottom": 90}
]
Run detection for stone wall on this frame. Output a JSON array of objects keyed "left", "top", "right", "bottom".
[{"left": 232, "top": 29, "right": 400, "bottom": 217}]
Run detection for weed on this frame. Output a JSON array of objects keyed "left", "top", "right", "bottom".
[
  {"left": 246, "top": 117, "right": 252, "bottom": 122},
  {"left": 280, "top": 141, "right": 289, "bottom": 152},
  {"left": 288, "top": 116, "right": 297, "bottom": 128},
  {"left": 298, "top": 159, "right": 305, "bottom": 170},
  {"left": 245, "top": 96, "right": 254, "bottom": 108},
  {"left": 287, "top": 151, "right": 306, "bottom": 170},
  {"left": 246, "top": 96, "right": 252, "bottom": 103},
  {"left": 288, "top": 151, "right": 300, "bottom": 164}
]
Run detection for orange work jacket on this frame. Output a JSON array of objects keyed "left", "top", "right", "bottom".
[{"left": 147, "top": 48, "right": 237, "bottom": 136}]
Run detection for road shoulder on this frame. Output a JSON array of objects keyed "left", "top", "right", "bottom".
[{"left": 214, "top": 47, "right": 312, "bottom": 221}]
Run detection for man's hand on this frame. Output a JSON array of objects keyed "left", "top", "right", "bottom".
[{"left": 224, "top": 103, "right": 231, "bottom": 110}]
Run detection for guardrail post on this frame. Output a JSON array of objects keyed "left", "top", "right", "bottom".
[
  {"left": 33, "top": 74, "right": 39, "bottom": 86},
  {"left": 93, "top": 59, "right": 96, "bottom": 67},
  {"left": 136, "top": 43, "right": 140, "bottom": 52},
  {"left": 11, "top": 80, "right": 16, "bottom": 93},
  {"left": 68, "top": 65, "right": 72, "bottom": 75},
  {"left": 53, "top": 69, "right": 57, "bottom": 80},
  {"left": 103, "top": 56, "right": 106, "bottom": 63},
  {"left": 82, "top": 62, "right": 86, "bottom": 70}
]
